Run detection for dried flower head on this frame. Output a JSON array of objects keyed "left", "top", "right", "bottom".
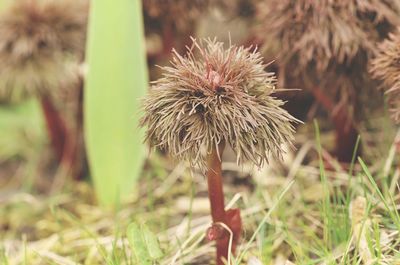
[
  {"left": 258, "top": 0, "right": 400, "bottom": 73},
  {"left": 141, "top": 38, "right": 298, "bottom": 169},
  {"left": 370, "top": 29, "right": 400, "bottom": 123},
  {"left": 257, "top": 0, "right": 400, "bottom": 117},
  {"left": 0, "top": 0, "right": 88, "bottom": 102}
]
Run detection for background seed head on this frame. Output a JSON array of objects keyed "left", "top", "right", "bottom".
[
  {"left": 257, "top": 0, "right": 400, "bottom": 120},
  {"left": 258, "top": 0, "right": 400, "bottom": 73},
  {"left": 141, "top": 38, "right": 299, "bottom": 170},
  {"left": 370, "top": 29, "right": 400, "bottom": 123},
  {"left": 0, "top": 0, "right": 89, "bottom": 102}
]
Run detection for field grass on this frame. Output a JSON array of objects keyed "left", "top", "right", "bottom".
[{"left": 1, "top": 107, "right": 400, "bottom": 264}]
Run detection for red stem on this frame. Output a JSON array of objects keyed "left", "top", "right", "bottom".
[
  {"left": 59, "top": 78, "right": 87, "bottom": 179},
  {"left": 206, "top": 143, "right": 242, "bottom": 265},
  {"left": 40, "top": 95, "right": 67, "bottom": 161},
  {"left": 311, "top": 87, "right": 359, "bottom": 162},
  {"left": 311, "top": 86, "right": 334, "bottom": 112},
  {"left": 331, "top": 105, "right": 359, "bottom": 162},
  {"left": 65, "top": 78, "right": 85, "bottom": 179},
  {"left": 74, "top": 79, "right": 86, "bottom": 179},
  {"left": 207, "top": 145, "right": 226, "bottom": 223},
  {"left": 162, "top": 22, "right": 174, "bottom": 56}
]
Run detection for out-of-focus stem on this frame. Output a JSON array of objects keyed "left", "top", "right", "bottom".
[
  {"left": 40, "top": 95, "right": 67, "bottom": 161},
  {"left": 311, "top": 87, "right": 359, "bottom": 162}
]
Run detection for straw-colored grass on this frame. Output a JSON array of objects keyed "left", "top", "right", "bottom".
[{"left": 1, "top": 116, "right": 400, "bottom": 264}]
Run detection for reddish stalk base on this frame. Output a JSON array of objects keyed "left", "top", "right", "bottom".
[
  {"left": 40, "top": 95, "right": 67, "bottom": 161},
  {"left": 311, "top": 87, "right": 360, "bottom": 163},
  {"left": 332, "top": 107, "right": 359, "bottom": 162},
  {"left": 41, "top": 93, "right": 85, "bottom": 179},
  {"left": 66, "top": 79, "right": 86, "bottom": 179},
  {"left": 162, "top": 22, "right": 174, "bottom": 56},
  {"left": 206, "top": 144, "right": 242, "bottom": 265}
]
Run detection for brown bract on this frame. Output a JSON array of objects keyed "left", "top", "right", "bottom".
[
  {"left": 370, "top": 29, "right": 400, "bottom": 123},
  {"left": 141, "top": 38, "right": 298, "bottom": 170},
  {"left": 0, "top": 0, "right": 88, "bottom": 102}
]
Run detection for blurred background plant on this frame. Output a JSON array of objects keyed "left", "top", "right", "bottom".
[
  {"left": 370, "top": 27, "right": 400, "bottom": 124},
  {"left": 0, "top": 0, "right": 88, "bottom": 191},
  {"left": 256, "top": 0, "right": 400, "bottom": 162}
]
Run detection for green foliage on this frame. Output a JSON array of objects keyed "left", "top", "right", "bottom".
[
  {"left": 0, "top": 247, "right": 9, "bottom": 265},
  {"left": 0, "top": 100, "right": 44, "bottom": 160},
  {"left": 0, "top": 0, "right": 8, "bottom": 10},
  {"left": 84, "top": 0, "right": 148, "bottom": 206},
  {"left": 127, "top": 223, "right": 163, "bottom": 264},
  {"left": 359, "top": 157, "right": 400, "bottom": 229}
]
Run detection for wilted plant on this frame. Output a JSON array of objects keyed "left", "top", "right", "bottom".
[
  {"left": 0, "top": 0, "right": 88, "bottom": 175},
  {"left": 370, "top": 29, "right": 400, "bottom": 123},
  {"left": 257, "top": 0, "right": 400, "bottom": 162},
  {"left": 141, "top": 38, "right": 298, "bottom": 264}
]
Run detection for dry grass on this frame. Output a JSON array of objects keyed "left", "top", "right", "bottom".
[{"left": 1, "top": 120, "right": 400, "bottom": 264}]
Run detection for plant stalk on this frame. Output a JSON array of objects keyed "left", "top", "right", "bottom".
[
  {"left": 64, "top": 77, "right": 86, "bottom": 179},
  {"left": 331, "top": 105, "right": 359, "bottom": 162},
  {"left": 40, "top": 95, "right": 68, "bottom": 161},
  {"left": 206, "top": 143, "right": 242, "bottom": 265},
  {"left": 311, "top": 87, "right": 359, "bottom": 162},
  {"left": 207, "top": 144, "right": 226, "bottom": 223}
]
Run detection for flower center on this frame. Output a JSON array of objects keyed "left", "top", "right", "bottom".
[{"left": 208, "top": 70, "right": 221, "bottom": 89}]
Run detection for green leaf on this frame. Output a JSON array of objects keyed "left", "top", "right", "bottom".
[
  {"left": 127, "top": 223, "right": 163, "bottom": 265},
  {"left": 84, "top": 0, "right": 148, "bottom": 206},
  {"left": 142, "top": 225, "right": 164, "bottom": 260}
]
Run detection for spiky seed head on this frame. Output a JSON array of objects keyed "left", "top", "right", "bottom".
[
  {"left": 0, "top": 0, "right": 89, "bottom": 102},
  {"left": 41, "top": 0, "right": 89, "bottom": 57},
  {"left": 140, "top": 38, "right": 298, "bottom": 170},
  {"left": 256, "top": 0, "right": 400, "bottom": 119},
  {"left": 258, "top": 0, "right": 400, "bottom": 74},
  {"left": 370, "top": 30, "right": 400, "bottom": 123}
]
